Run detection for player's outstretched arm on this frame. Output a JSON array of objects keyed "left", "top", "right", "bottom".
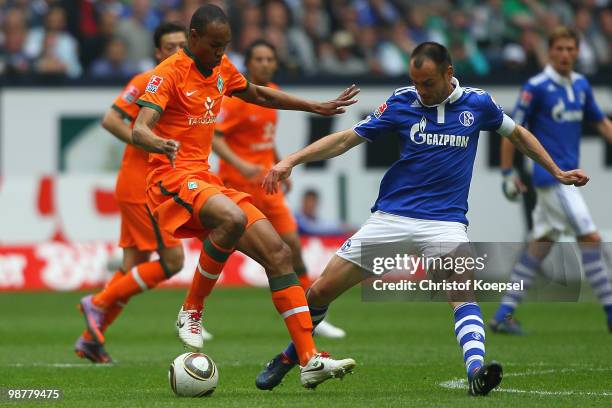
[
  {"left": 263, "top": 128, "right": 364, "bottom": 193},
  {"left": 133, "top": 106, "right": 180, "bottom": 167},
  {"left": 101, "top": 108, "right": 133, "bottom": 145},
  {"left": 506, "top": 125, "right": 589, "bottom": 187},
  {"left": 595, "top": 117, "right": 612, "bottom": 144},
  {"left": 234, "top": 84, "right": 359, "bottom": 116},
  {"left": 212, "top": 131, "right": 263, "bottom": 179}
]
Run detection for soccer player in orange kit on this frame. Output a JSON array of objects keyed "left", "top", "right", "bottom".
[
  {"left": 87, "top": 5, "right": 359, "bottom": 388},
  {"left": 76, "top": 22, "right": 192, "bottom": 364},
  {"left": 213, "top": 39, "right": 346, "bottom": 339}
]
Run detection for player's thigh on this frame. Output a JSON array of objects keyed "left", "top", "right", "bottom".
[
  {"left": 309, "top": 255, "right": 369, "bottom": 306},
  {"left": 262, "top": 193, "right": 298, "bottom": 237},
  {"left": 280, "top": 231, "right": 304, "bottom": 264},
  {"left": 197, "top": 192, "right": 247, "bottom": 230}
]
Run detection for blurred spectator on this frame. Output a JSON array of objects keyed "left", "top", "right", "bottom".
[
  {"left": 574, "top": 7, "right": 607, "bottom": 74},
  {"left": 0, "top": 8, "right": 32, "bottom": 75},
  {"left": 444, "top": 9, "right": 489, "bottom": 75},
  {"left": 116, "top": 0, "right": 155, "bottom": 71},
  {"left": 24, "top": 6, "right": 82, "bottom": 77},
  {"left": 80, "top": 9, "right": 118, "bottom": 71},
  {"left": 319, "top": 31, "right": 368, "bottom": 75},
  {"left": 89, "top": 36, "right": 136, "bottom": 78},
  {"left": 599, "top": 9, "right": 612, "bottom": 67},
  {"left": 295, "top": 189, "right": 353, "bottom": 236},
  {"left": 353, "top": 0, "right": 399, "bottom": 27}
]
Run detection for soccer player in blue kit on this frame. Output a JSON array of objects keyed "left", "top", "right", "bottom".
[
  {"left": 257, "top": 42, "right": 590, "bottom": 396},
  {"left": 491, "top": 27, "right": 612, "bottom": 335}
]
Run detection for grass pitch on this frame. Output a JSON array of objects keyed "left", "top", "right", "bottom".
[{"left": 1, "top": 287, "right": 611, "bottom": 407}]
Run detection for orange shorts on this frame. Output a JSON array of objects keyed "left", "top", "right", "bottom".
[
  {"left": 147, "top": 170, "right": 266, "bottom": 240},
  {"left": 118, "top": 201, "right": 181, "bottom": 250},
  {"left": 223, "top": 180, "right": 297, "bottom": 236}
]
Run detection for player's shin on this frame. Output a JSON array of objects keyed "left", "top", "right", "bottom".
[
  {"left": 493, "top": 251, "right": 540, "bottom": 322},
  {"left": 281, "top": 294, "right": 329, "bottom": 364},
  {"left": 454, "top": 302, "right": 486, "bottom": 378},
  {"left": 183, "top": 238, "right": 232, "bottom": 310},
  {"left": 269, "top": 274, "right": 316, "bottom": 366},
  {"left": 581, "top": 244, "right": 612, "bottom": 320}
]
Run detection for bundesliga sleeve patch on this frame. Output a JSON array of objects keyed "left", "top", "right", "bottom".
[
  {"left": 145, "top": 75, "right": 164, "bottom": 93},
  {"left": 121, "top": 85, "right": 139, "bottom": 103},
  {"left": 373, "top": 102, "right": 387, "bottom": 118},
  {"left": 519, "top": 90, "right": 532, "bottom": 107}
]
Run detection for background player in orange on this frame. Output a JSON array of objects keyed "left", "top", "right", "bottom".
[
  {"left": 212, "top": 39, "right": 346, "bottom": 339},
  {"left": 75, "top": 22, "right": 196, "bottom": 364},
  {"left": 129, "top": 5, "right": 358, "bottom": 388}
]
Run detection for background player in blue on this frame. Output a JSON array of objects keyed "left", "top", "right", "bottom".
[
  {"left": 256, "top": 42, "right": 589, "bottom": 396},
  {"left": 492, "top": 27, "right": 612, "bottom": 335}
]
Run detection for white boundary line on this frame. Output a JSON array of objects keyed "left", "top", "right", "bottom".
[{"left": 439, "top": 367, "right": 612, "bottom": 397}]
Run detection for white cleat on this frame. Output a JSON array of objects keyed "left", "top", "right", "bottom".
[
  {"left": 201, "top": 327, "right": 213, "bottom": 341},
  {"left": 314, "top": 320, "right": 346, "bottom": 339},
  {"left": 300, "top": 352, "right": 356, "bottom": 389},
  {"left": 176, "top": 307, "right": 204, "bottom": 351}
]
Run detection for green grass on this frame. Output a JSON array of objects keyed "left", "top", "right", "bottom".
[{"left": 1, "top": 288, "right": 611, "bottom": 407}]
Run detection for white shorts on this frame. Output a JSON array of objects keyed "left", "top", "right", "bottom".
[
  {"left": 336, "top": 211, "right": 469, "bottom": 273},
  {"left": 532, "top": 184, "right": 597, "bottom": 240}
]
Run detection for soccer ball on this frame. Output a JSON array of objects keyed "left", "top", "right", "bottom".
[{"left": 168, "top": 352, "right": 218, "bottom": 397}]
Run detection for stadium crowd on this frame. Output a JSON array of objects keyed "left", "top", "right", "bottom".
[{"left": 0, "top": 0, "right": 610, "bottom": 80}]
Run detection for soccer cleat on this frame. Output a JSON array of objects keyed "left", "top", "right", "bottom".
[
  {"left": 468, "top": 361, "right": 503, "bottom": 396},
  {"left": 313, "top": 320, "right": 346, "bottom": 339},
  {"left": 78, "top": 295, "right": 107, "bottom": 344},
  {"left": 489, "top": 314, "right": 524, "bottom": 335},
  {"left": 74, "top": 336, "right": 112, "bottom": 364},
  {"left": 255, "top": 353, "right": 297, "bottom": 390},
  {"left": 300, "top": 352, "right": 356, "bottom": 389},
  {"left": 176, "top": 307, "right": 204, "bottom": 351},
  {"left": 201, "top": 327, "right": 214, "bottom": 341}
]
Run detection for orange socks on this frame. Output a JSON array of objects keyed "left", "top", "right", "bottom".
[
  {"left": 270, "top": 274, "right": 316, "bottom": 365},
  {"left": 295, "top": 266, "right": 310, "bottom": 290},
  {"left": 92, "top": 261, "right": 167, "bottom": 309},
  {"left": 183, "top": 238, "right": 233, "bottom": 311}
]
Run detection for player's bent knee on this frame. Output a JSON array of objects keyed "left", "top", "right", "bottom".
[
  {"left": 162, "top": 255, "right": 184, "bottom": 276},
  {"left": 222, "top": 208, "right": 247, "bottom": 236}
]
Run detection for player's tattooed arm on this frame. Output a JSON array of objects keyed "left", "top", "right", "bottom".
[
  {"left": 263, "top": 128, "right": 364, "bottom": 194},
  {"left": 101, "top": 108, "right": 133, "bottom": 145},
  {"left": 507, "top": 125, "right": 589, "bottom": 187},
  {"left": 133, "top": 107, "right": 180, "bottom": 167},
  {"left": 235, "top": 84, "right": 359, "bottom": 116}
]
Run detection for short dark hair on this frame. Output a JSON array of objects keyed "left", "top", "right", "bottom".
[
  {"left": 153, "top": 21, "right": 185, "bottom": 49},
  {"left": 410, "top": 42, "right": 452, "bottom": 73},
  {"left": 303, "top": 189, "right": 319, "bottom": 199},
  {"left": 244, "top": 39, "right": 277, "bottom": 65},
  {"left": 190, "top": 4, "right": 229, "bottom": 35},
  {"left": 548, "top": 26, "right": 579, "bottom": 48}
]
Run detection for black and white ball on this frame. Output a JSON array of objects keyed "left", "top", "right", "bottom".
[{"left": 168, "top": 352, "right": 218, "bottom": 397}]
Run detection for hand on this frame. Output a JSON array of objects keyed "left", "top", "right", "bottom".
[
  {"left": 238, "top": 161, "right": 265, "bottom": 181},
  {"left": 281, "top": 177, "right": 292, "bottom": 194},
  {"left": 159, "top": 138, "right": 180, "bottom": 168},
  {"left": 313, "top": 84, "right": 360, "bottom": 116},
  {"left": 556, "top": 169, "right": 589, "bottom": 187},
  {"left": 263, "top": 160, "right": 293, "bottom": 194},
  {"left": 501, "top": 168, "right": 526, "bottom": 201}
]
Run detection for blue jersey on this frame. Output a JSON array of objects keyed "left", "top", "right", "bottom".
[
  {"left": 353, "top": 78, "right": 515, "bottom": 225},
  {"left": 513, "top": 65, "right": 605, "bottom": 187}
]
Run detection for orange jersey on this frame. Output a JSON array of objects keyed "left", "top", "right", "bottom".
[
  {"left": 216, "top": 83, "right": 278, "bottom": 185},
  {"left": 112, "top": 70, "right": 152, "bottom": 203},
  {"left": 136, "top": 49, "right": 248, "bottom": 183}
]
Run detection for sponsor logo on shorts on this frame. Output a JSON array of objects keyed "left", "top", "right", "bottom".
[
  {"left": 145, "top": 75, "right": 163, "bottom": 93},
  {"left": 187, "top": 181, "right": 198, "bottom": 190}
]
